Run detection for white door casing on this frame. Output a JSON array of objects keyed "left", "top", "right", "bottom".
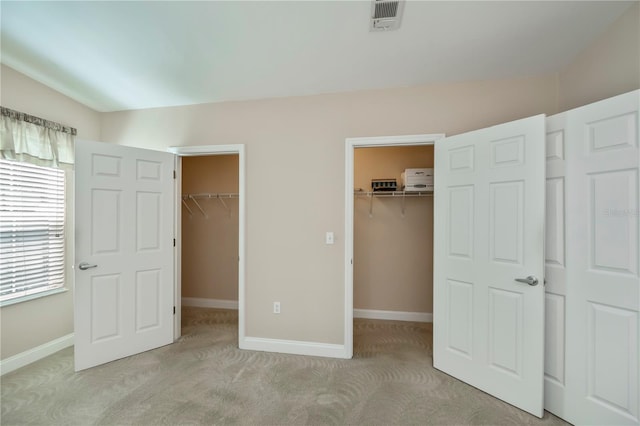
[
  {"left": 564, "top": 90, "right": 639, "bottom": 425},
  {"left": 433, "top": 115, "right": 546, "bottom": 417},
  {"left": 74, "top": 140, "right": 175, "bottom": 371}
]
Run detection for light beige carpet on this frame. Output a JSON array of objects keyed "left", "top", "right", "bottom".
[{"left": 1, "top": 307, "right": 567, "bottom": 425}]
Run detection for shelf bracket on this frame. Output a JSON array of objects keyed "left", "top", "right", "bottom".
[
  {"left": 218, "top": 195, "right": 229, "bottom": 211},
  {"left": 369, "top": 192, "right": 374, "bottom": 218},
  {"left": 189, "top": 195, "right": 208, "bottom": 218},
  {"left": 181, "top": 199, "right": 194, "bottom": 217},
  {"left": 217, "top": 195, "right": 231, "bottom": 217}
]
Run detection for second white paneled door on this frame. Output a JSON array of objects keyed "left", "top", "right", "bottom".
[
  {"left": 543, "top": 112, "right": 568, "bottom": 416},
  {"left": 433, "top": 115, "right": 546, "bottom": 417}
]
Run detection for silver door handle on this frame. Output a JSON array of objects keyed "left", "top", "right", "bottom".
[
  {"left": 515, "top": 275, "right": 538, "bottom": 286},
  {"left": 78, "top": 262, "right": 98, "bottom": 271}
]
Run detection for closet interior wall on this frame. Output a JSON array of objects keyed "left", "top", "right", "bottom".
[
  {"left": 181, "top": 155, "right": 239, "bottom": 304},
  {"left": 354, "top": 145, "right": 434, "bottom": 316}
]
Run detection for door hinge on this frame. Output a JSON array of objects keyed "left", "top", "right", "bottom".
[
  {"left": 173, "top": 170, "right": 176, "bottom": 179},
  {"left": 173, "top": 306, "right": 176, "bottom": 315},
  {"left": 173, "top": 238, "right": 176, "bottom": 247}
]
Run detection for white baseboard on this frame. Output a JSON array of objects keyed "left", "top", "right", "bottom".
[
  {"left": 182, "top": 297, "right": 238, "bottom": 310},
  {"left": 354, "top": 308, "right": 433, "bottom": 323},
  {"left": 241, "top": 337, "right": 348, "bottom": 359},
  {"left": 0, "top": 333, "right": 74, "bottom": 376}
]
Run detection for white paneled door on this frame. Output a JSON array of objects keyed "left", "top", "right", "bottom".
[
  {"left": 74, "top": 140, "right": 175, "bottom": 371},
  {"left": 543, "top": 112, "right": 568, "bottom": 416},
  {"left": 564, "top": 91, "right": 639, "bottom": 425},
  {"left": 434, "top": 115, "right": 546, "bottom": 417}
]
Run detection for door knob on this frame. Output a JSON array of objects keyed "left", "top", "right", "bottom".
[
  {"left": 78, "top": 262, "right": 98, "bottom": 271},
  {"left": 515, "top": 275, "right": 538, "bottom": 286}
]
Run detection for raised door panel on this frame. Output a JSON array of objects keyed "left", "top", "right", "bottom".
[
  {"left": 589, "top": 170, "right": 638, "bottom": 276},
  {"left": 489, "top": 181, "right": 524, "bottom": 265},
  {"left": 135, "top": 269, "right": 162, "bottom": 332},
  {"left": 546, "top": 130, "right": 564, "bottom": 161},
  {"left": 448, "top": 186, "right": 474, "bottom": 259},
  {"left": 448, "top": 145, "right": 475, "bottom": 172},
  {"left": 488, "top": 288, "right": 523, "bottom": 378},
  {"left": 92, "top": 154, "right": 121, "bottom": 177},
  {"left": 90, "top": 274, "right": 121, "bottom": 343},
  {"left": 136, "top": 192, "right": 162, "bottom": 252},
  {"left": 545, "top": 177, "right": 565, "bottom": 268},
  {"left": 544, "top": 293, "right": 565, "bottom": 387},
  {"left": 136, "top": 159, "right": 162, "bottom": 181},
  {"left": 91, "top": 189, "right": 121, "bottom": 255},
  {"left": 587, "top": 303, "right": 638, "bottom": 419},
  {"left": 586, "top": 112, "right": 637, "bottom": 154},
  {"left": 446, "top": 279, "right": 473, "bottom": 358},
  {"left": 491, "top": 136, "right": 524, "bottom": 167}
]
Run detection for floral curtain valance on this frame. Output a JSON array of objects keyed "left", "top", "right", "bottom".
[{"left": 0, "top": 107, "right": 75, "bottom": 168}]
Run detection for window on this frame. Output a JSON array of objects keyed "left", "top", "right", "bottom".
[{"left": 0, "top": 159, "right": 66, "bottom": 303}]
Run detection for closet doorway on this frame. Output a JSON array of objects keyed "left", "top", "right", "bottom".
[
  {"left": 169, "top": 145, "right": 246, "bottom": 345},
  {"left": 353, "top": 145, "right": 435, "bottom": 322},
  {"left": 344, "top": 134, "right": 443, "bottom": 358},
  {"left": 182, "top": 154, "right": 239, "bottom": 304}
]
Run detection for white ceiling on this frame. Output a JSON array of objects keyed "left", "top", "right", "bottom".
[{"left": 1, "top": 1, "right": 633, "bottom": 112}]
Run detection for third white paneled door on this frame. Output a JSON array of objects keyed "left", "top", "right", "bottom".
[{"left": 564, "top": 91, "right": 639, "bottom": 425}]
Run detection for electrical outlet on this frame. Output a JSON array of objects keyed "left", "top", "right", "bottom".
[{"left": 273, "top": 301, "right": 280, "bottom": 314}]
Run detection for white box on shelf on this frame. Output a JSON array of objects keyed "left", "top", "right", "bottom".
[{"left": 401, "top": 168, "right": 433, "bottom": 192}]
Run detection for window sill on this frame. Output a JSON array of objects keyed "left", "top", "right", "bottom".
[{"left": 0, "top": 287, "right": 69, "bottom": 308}]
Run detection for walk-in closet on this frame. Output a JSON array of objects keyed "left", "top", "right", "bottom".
[
  {"left": 181, "top": 155, "right": 240, "bottom": 320},
  {"left": 353, "top": 145, "right": 434, "bottom": 322}
]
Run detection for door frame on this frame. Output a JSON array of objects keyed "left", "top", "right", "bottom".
[
  {"left": 343, "top": 134, "right": 444, "bottom": 357},
  {"left": 167, "top": 144, "right": 246, "bottom": 346}
]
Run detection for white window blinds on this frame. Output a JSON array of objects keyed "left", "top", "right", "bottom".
[{"left": 0, "top": 159, "right": 65, "bottom": 302}]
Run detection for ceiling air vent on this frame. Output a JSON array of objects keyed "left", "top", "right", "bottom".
[{"left": 370, "top": 0, "right": 405, "bottom": 32}]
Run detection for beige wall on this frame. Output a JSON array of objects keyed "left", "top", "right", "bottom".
[
  {"left": 559, "top": 2, "right": 639, "bottom": 111},
  {"left": 101, "top": 75, "right": 558, "bottom": 344},
  {"left": 182, "top": 155, "right": 239, "bottom": 301},
  {"left": 354, "top": 146, "right": 434, "bottom": 313},
  {"left": 0, "top": 64, "right": 101, "bottom": 360}
]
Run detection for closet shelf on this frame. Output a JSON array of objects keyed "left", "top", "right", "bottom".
[
  {"left": 182, "top": 192, "right": 239, "bottom": 199},
  {"left": 353, "top": 189, "right": 433, "bottom": 197},
  {"left": 181, "top": 192, "right": 238, "bottom": 218},
  {"left": 354, "top": 189, "right": 432, "bottom": 218}
]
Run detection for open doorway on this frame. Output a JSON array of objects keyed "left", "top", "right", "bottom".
[
  {"left": 181, "top": 154, "right": 239, "bottom": 322},
  {"left": 169, "top": 145, "right": 246, "bottom": 347},
  {"left": 344, "top": 134, "right": 443, "bottom": 357},
  {"left": 353, "top": 145, "right": 434, "bottom": 321},
  {"left": 181, "top": 154, "right": 239, "bottom": 346}
]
